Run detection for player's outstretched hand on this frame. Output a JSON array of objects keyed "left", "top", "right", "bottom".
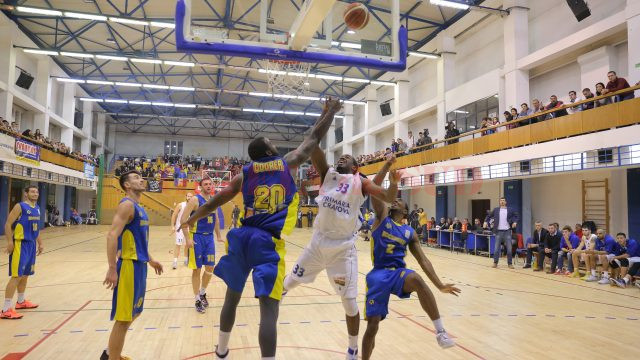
[
  {"left": 389, "top": 168, "right": 401, "bottom": 184},
  {"left": 149, "top": 259, "right": 163, "bottom": 275},
  {"left": 439, "top": 284, "right": 461, "bottom": 297},
  {"left": 103, "top": 267, "right": 118, "bottom": 290},
  {"left": 385, "top": 154, "right": 397, "bottom": 164},
  {"left": 323, "top": 96, "right": 342, "bottom": 115}
]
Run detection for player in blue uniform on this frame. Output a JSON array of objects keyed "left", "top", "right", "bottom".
[
  {"left": 184, "top": 98, "right": 341, "bottom": 360},
  {"left": 101, "top": 170, "right": 163, "bottom": 360},
  {"left": 1, "top": 186, "right": 42, "bottom": 320},
  {"left": 362, "top": 170, "right": 461, "bottom": 360},
  {"left": 180, "top": 178, "right": 222, "bottom": 313}
]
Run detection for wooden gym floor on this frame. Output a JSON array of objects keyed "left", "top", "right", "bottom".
[{"left": 1, "top": 225, "right": 638, "bottom": 359}]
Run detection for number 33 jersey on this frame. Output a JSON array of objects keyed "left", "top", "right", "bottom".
[
  {"left": 241, "top": 156, "right": 299, "bottom": 239},
  {"left": 314, "top": 168, "right": 365, "bottom": 240}
]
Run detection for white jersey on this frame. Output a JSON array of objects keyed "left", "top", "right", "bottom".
[
  {"left": 583, "top": 234, "right": 597, "bottom": 249},
  {"left": 175, "top": 201, "right": 187, "bottom": 230},
  {"left": 314, "top": 168, "right": 365, "bottom": 240}
]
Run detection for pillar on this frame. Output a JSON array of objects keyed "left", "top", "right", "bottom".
[
  {"left": 364, "top": 86, "right": 377, "bottom": 154},
  {"left": 626, "top": 0, "right": 640, "bottom": 85},
  {"left": 521, "top": 179, "right": 532, "bottom": 240},
  {"left": 503, "top": 0, "right": 530, "bottom": 113},
  {"left": 63, "top": 185, "right": 74, "bottom": 222},
  {"left": 342, "top": 104, "right": 353, "bottom": 155},
  {"left": 0, "top": 176, "right": 9, "bottom": 235},
  {"left": 577, "top": 46, "right": 616, "bottom": 93},
  {"left": 61, "top": 82, "right": 76, "bottom": 147},
  {"left": 394, "top": 70, "right": 410, "bottom": 139},
  {"left": 504, "top": 179, "right": 523, "bottom": 234},
  {"left": 96, "top": 112, "right": 106, "bottom": 156},
  {"left": 81, "top": 100, "right": 93, "bottom": 154},
  {"left": 436, "top": 33, "right": 455, "bottom": 141},
  {"left": 446, "top": 185, "right": 456, "bottom": 219},
  {"left": 435, "top": 186, "right": 448, "bottom": 221},
  {"left": 0, "top": 92, "right": 13, "bottom": 121},
  {"left": 37, "top": 182, "right": 48, "bottom": 230}
]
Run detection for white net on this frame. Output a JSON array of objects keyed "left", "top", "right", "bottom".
[
  {"left": 262, "top": 60, "right": 312, "bottom": 96},
  {"left": 201, "top": 170, "right": 231, "bottom": 190}
]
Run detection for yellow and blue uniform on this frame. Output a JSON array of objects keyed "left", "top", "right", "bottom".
[
  {"left": 111, "top": 198, "right": 149, "bottom": 322},
  {"left": 188, "top": 194, "right": 216, "bottom": 269},
  {"left": 9, "top": 202, "right": 40, "bottom": 277},
  {"left": 365, "top": 216, "right": 415, "bottom": 320},
  {"left": 214, "top": 156, "right": 299, "bottom": 300}
]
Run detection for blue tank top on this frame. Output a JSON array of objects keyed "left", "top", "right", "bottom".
[
  {"left": 118, "top": 198, "right": 150, "bottom": 262},
  {"left": 241, "top": 156, "right": 299, "bottom": 239},
  {"left": 190, "top": 194, "right": 215, "bottom": 234},
  {"left": 371, "top": 217, "right": 415, "bottom": 269},
  {"left": 13, "top": 202, "right": 41, "bottom": 242}
]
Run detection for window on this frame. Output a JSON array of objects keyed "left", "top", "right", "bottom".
[
  {"left": 597, "top": 149, "right": 613, "bottom": 164},
  {"left": 489, "top": 164, "right": 509, "bottom": 178},
  {"left": 631, "top": 145, "right": 640, "bottom": 164},
  {"left": 164, "top": 140, "right": 183, "bottom": 155},
  {"left": 555, "top": 153, "right": 582, "bottom": 171},
  {"left": 447, "top": 95, "right": 499, "bottom": 134}
]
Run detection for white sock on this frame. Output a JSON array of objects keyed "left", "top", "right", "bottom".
[
  {"left": 432, "top": 318, "right": 444, "bottom": 333},
  {"left": 348, "top": 335, "right": 358, "bottom": 349},
  {"left": 199, "top": 288, "right": 206, "bottom": 296},
  {"left": 217, "top": 331, "right": 231, "bottom": 354},
  {"left": 602, "top": 271, "right": 609, "bottom": 277},
  {"left": 624, "top": 277, "right": 630, "bottom": 284},
  {"left": 3, "top": 298, "right": 12, "bottom": 312},
  {"left": 17, "top": 293, "right": 25, "bottom": 303},
  {"left": 173, "top": 257, "right": 177, "bottom": 262},
  {"left": 591, "top": 269, "right": 596, "bottom": 276},
  {"left": 195, "top": 294, "right": 201, "bottom": 302}
]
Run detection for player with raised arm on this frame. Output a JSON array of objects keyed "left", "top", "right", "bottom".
[
  {"left": 362, "top": 170, "right": 461, "bottom": 360},
  {"left": 170, "top": 192, "right": 193, "bottom": 269},
  {"left": 180, "top": 178, "right": 223, "bottom": 313},
  {"left": 101, "top": 170, "right": 163, "bottom": 360},
  {"left": 283, "top": 153, "right": 398, "bottom": 360},
  {"left": 183, "top": 97, "right": 342, "bottom": 360}
]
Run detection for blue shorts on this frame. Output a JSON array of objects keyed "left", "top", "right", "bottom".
[
  {"left": 111, "top": 259, "right": 147, "bottom": 322},
  {"left": 9, "top": 240, "right": 36, "bottom": 277},
  {"left": 214, "top": 226, "right": 286, "bottom": 300},
  {"left": 188, "top": 233, "right": 215, "bottom": 269},
  {"left": 365, "top": 267, "right": 415, "bottom": 320}
]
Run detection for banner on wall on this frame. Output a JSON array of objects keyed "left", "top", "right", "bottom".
[
  {"left": 84, "top": 162, "right": 95, "bottom": 179},
  {"left": 147, "top": 179, "right": 162, "bottom": 193},
  {"left": 14, "top": 139, "right": 40, "bottom": 165}
]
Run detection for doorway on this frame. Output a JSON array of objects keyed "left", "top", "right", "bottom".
[
  {"left": 471, "top": 199, "right": 491, "bottom": 223},
  {"left": 10, "top": 179, "right": 30, "bottom": 210}
]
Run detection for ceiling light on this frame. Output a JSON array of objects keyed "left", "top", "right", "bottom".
[
  {"left": 143, "top": 84, "right": 169, "bottom": 89},
  {"left": 371, "top": 80, "right": 395, "bottom": 86},
  {"left": 430, "top": 0, "right": 470, "bottom": 10},
  {"left": 343, "top": 100, "right": 366, "bottom": 105},
  {"left": 264, "top": 109, "right": 284, "bottom": 114},
  {"left": 96, "top": 54, "right": 128, "bottom": 61},
  {"left": 164, "top": 60, "right": 195, "bottom": 67},
  {"left": 408, "top": 51, "right": 439, "bottom": 59},
  {"left": 305, "top": 112, "right": 322, "bottom": 116},
  {"left": 60, "top": 52, "right": 94, "bottom": 58},
  {"left": 249, "top": 92, "right": 272, "bottom": 97},
  {"left": 23, "top": 49, "right": 59, "bottom": 56},
  {"left": 57, "top": 78, "right": 84, "bottom": 83},
  {"left": 115, "top": 82, "right": 142, "bottom": 87},
  {"left": 339, "top": 42, "right": 361, "bottom": 49},
  {"left": 284, "top": 111, "right": 305, "bottom": 115},
  {"left": 105, "top": 99, "right": 128, "bottom": 104},
  {"left": 87, "top": 80, "right": 114, "bottom": 85},
  {"left": 316, "top": 74, "right": 343, "bottom": 81},
  {"left": 243, "top": 108, "right": 263, "bottom": 113},
  {"left": 80, "top": 98, "right": 102, "bottom": 102},
  {"left": 16, "top": 7, "right": 62, "bottom": 16},
  {"left": 64, "top": 12, "right": 107, "bottom": 21},
  {"left": 453, "top": 110, "right": 469, "bottom": 114},
  {"left": 225, "top": 90, "right": 249, "bottom": 95},
  {"left": 287, "top": 72, "right": 308, "bottom": 77},
  {"left": 109, "top": 17, "right": 149, "bottom": 26},
  {"left": 298, "top": 96, "right": 320, "bottom": 101},
  {"left": 274, "top": 94, "right": 297, "bottom": 99},
  {"left": 152, "top": 102, "right": 174, "bottom": 107},
  {"left": 131, "top": 58, "right": 162, "bottom": 64},
  {"left": 343, "top": 77, "right": 370, "bottom": 84},
  {"left": 220, "top": 106, "right": 242, "bottom": 111},
  {"left": 169, "top": 86, "right": 195, "bottom": 91},
  {"left": 149, "top": 21, "right": 176, "bottom": 29},
  {"left": 106, "top": 38, "right": 116, "bottom": 44},
  {"left": 174, "top": 103, "right": 196, "bottom": 108},
  {"left": 129, "top": 100, "right": 151, "bottom": 105}
]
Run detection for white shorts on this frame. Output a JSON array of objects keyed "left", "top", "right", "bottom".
[
  {"left": 628, "top": 257, "right": 640, "bottom": 266},
  {"left": 175, "top": 230, "right": 185, "bottom": 245},
  {"left": 289, "top": 231, "right": 358, "bottom": 298}
]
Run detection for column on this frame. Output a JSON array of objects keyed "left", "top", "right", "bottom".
[
  {"left": 0, "top": 176, "right": 9, "bottom": 235},
  {"left": 521, "top": 179, "right": 532, "bottom": 241},
  {"left": 342, "top": 104, "right": 353, "bottom": 155},
  {"left": 503, "top": 0, "right": 529, "bottom": 114},
  {"left": 626, "top": 0, "right": 640, "bottom": 86},
  {"left": 394, "top": 70, "right": 410, "bottom": 139},
  {"left": 0, "top": 92, "right": 13, "bottom": 121},
  {"left": 34, "top": 59, "right": 51, "bottom": 136},
  {"left": 436, "top": 33, "right": 455, "bottom": 142},
  {"left": 60, "top": 82, "right": 76, "bottom": 147},
  {"left": 446, "top": 185, "right": 456, "bottom": 219},
  {"left": 504, "top": 179, "right": 523, "bottom": 234},
  {"left": 96, "top": 112, "right": 106, "bottom": 155},
  {"left": 63, "top": 185, "right": 74, "bottom": 222},
  {"left": 435, "top": 185, "right": 448, "bottom": 221},
  {"left": 81, "top": 100, "right": 93, "bottom": 154},
  {"left": 37, "top": 182, "right": 48, "bottom": 230},
  {"left": 577, "top": 46, "right": 615, "bottom": 92},
  {"left": 364, "top": 86, "right": 377, "bottom": 154}
]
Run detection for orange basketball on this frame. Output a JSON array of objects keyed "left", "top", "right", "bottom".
[{"left": 343, "top": 3, "right": 370, "bottom": 31}]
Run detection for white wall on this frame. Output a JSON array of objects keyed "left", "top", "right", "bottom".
[
  {"left": 352, "top": 139, "right": 363, "bottom": 158},
  {"left": 76, "top": 189, "right": 95, "bottom": 214},
  {"left": 408, "top": 111, "right": 437, "bottom": 139},
  {"left": 615, "top": 42, "right": 629, "bottom": 78},
  {"left": 408, "top": 184, "right": 437, "bottom": 220},
  {"left": 13, "top": 51, "right": 37, "bottom": 99},
  {"left": 374, "top": 128, "right": 395, "bottom": 153},
  {"left": 454, "top": 180, "right": 502, "bottom": 221},
  {"left": 454, "top": 17, "right": 504, "bottom": 87},
  {"left": 408, "top": 60, "right": 438, "bottom": 109},
  {"left": 353, "top": 105, "right": 365, "bottom": 135},
  {"left": 529, "top": 61, "right": 581, "bottom": 106}
]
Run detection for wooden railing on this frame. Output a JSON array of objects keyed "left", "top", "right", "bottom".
[{"left": 359, "top": 85, "right": 640, "bottom": 175}]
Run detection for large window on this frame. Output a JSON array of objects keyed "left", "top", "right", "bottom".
[
  {"left": 164, "top": 140, "right": 183, "bottom": 155},
  {"left": 447, "top": 95, "right": 499, "bottom": 134}
]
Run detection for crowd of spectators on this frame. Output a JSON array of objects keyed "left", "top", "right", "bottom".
[{"left": 0, "top": 117, "right": 99, "bottom": 165}]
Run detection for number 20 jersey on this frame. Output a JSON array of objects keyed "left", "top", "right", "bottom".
[
  {"left": 241, "top": 156, "right": 299, "bottom": 239},
  {"left": 314, "top": 168, "right": 365, "bottom": 240}
]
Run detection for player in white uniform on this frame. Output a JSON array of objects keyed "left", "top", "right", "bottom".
[
  {"left": 170, "top": 193, "right": 193, "bottom": 269},
  {"left": 284, "top": 150, "right": 398, "bottom": 360}
]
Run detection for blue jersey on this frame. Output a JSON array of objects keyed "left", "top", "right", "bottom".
[
  {"left": 118, "top": 198, "right": 150, "bottom": 262},
  {"left": 241, "top": 156, "right": 299, "bottom": 239},
  {"left": 190, "top": 194, "right": 215, "bottom": 234},
  {"left": 371, "top": 217, "right": 415, "bottom": 269},
  {"left": 595, "top": 235, "right": 619, "bottom": 254},
  {"left": 624, "top": 239, "right": 640, "bottom": 257},
  {"left": 13, "top": 202, "right": 41, "bottom": 242}
]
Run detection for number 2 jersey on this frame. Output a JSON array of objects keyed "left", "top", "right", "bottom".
[
  {"left": 314, "top": 167, "right": 365, "bottom": 240},
  {"left": 371, "top": 217, "right": 415, "bottom": 269},
  {"left": 241, "top": 156, "right": 299, "bottom": 239}
]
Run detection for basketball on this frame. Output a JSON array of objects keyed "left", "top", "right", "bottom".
[{"left": 343, "top": 3, "right": 370, "bottom": 31}]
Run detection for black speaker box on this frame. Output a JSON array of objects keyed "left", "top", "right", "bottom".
[
  {"left": 566, "top": 0, "right": 591, "bottom": 22},
  {"left": 16, "top": 71, "right": 34, "bottom": 90}
]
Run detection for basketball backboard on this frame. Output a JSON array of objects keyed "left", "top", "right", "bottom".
[{"left": 175, "top": 0, "right": 407, "bottom": 72}]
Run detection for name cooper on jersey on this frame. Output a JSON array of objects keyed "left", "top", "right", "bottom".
[{"left": 320, "top": 195, "right": 351, "bottom": 214}]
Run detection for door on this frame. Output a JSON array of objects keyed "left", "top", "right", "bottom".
[{"left": 471, "top": 199, "right": 491, "bottom": 224}]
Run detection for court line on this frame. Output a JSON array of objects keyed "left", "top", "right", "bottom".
[
  {"left": 182, "top": 345, "right": 344, "bottom": 359},
  {"left": 0, "top": 234, "right": 105, "bottom": 267},
  {"left": 0, "top": 300, "right": 91, "bottom": 360}
]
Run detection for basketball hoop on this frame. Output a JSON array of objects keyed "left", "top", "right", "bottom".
[
  {"left": 261, "top": 59, "right": 311, "bottom": 96},
  {"left": 211, "top": 177, "right": 223, "bottom": 191}
]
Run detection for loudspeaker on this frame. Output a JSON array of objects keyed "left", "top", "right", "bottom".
[
  {"left": 566, "top": 0, "right": 591, "bottom": 22},
  {"left": 16, "top": 70, "right": 34, "bottom": 90},
  {"left": 379, "top": 102, "right": 392, "bottom": 116}
]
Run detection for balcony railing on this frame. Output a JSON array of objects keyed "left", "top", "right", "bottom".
[{"left": 358, "top": 85, "right": 640, "bottom": 175}]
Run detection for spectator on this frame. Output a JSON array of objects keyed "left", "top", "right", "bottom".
[
  {"left": 545, "top": 95, "right": 568, "bottom": 118},
  {"left": 445, "top": 121, "right": 460, "bottom": 144},
  {"left": 471, "top": 218, "right": 482, "bottom": 232},
  {"left": 297, "top": 209, "right": 303, "bottom": 228},
  {"left": 409, "top": 204, "right": 420, "bottom": 231},
  {"left": 574, "top": 223, "right": 583, "bottom": 239},
  {"left": 307, "top": 209, "right": 314, "bottom": 227},
  {"left": 397, "top": 138, "right": 408, "bottom": 154},
  {"left": 451, "top": 217, "right": 462, "bottom": 231},
  {"left": 594, "top": 82, "right": 611, "bottom": 108},
  {"left": 485, "top": 197, "right": 519, "bottom": 269},
  {"left": 231, "top": 204, "right": 240, "bottom": 229},
  {"left": 593, "top": 229, "right": 620, "bottom": 284},
  {"left": 557, "top": 225, "right": 580, "bottom": 275},
  {"left": 390, "top": 139, "right": 398, "bottom": 153},
  {"left": 581, "top": 88, "right": 595, "bottom": 111},
  {"left": 525, "top": 221, "right": 548, "bottom": 269},
  {"left": 602, "top": 70, "right": 634, "bottom": 102},
  {"left": 531, "top": 99, "right": 547, "bottom": 123},
  {"left": 537, "top": 223, "right": 561, "bottom": 274},
  {"left": 422, "top": 129, "right": 433, "bottom": 149},
  {"left": 418, "top": 208, "right": 428, "bottom": 243},
  {"left": 519, "top": 103, "right": 532, "bottom": 117},
  {"left": 567, "top": 90, "right": 582, "bottom": 114},
  {"left": 611, "top": 233, "right": 640, "bottom": 288},
  {"left": 407, "top": 131, "right": 415, "bottom": 149},
  {"left": 70, "top": 208, "right": 83, "bottom": 225},
  {"left": 438, "top": 217, "right": 447, "bottom": 229}
]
